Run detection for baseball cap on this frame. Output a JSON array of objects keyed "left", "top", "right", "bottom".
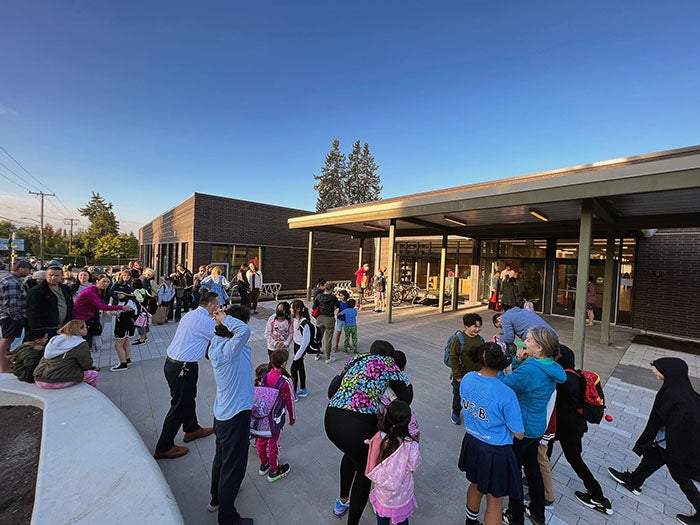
[{"left": 14, "top": 261, "right": 33, "bottom": 270}]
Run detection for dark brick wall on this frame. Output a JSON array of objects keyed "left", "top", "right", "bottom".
[
  {"left": 633, "top": 228, "right": 700, "bottom": 338},
  {"left": 140, "top": 193, "right": 370, "bottom": 291}
]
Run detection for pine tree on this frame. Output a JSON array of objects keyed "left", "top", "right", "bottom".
[
  {"left": 313, "top": 139, "right": 348, "bottom": 212},
  {"left": 78, "top": 192, "right": 120, "bottom": 257},
  {"left": 359, "top": 142, "right": 381, "bottom": 203},
  {"left": 346, "top": 140, "right": 364, "bottom": 205}
]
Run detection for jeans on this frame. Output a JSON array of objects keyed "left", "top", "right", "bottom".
[
  {"left": 211, "top": 410, "right": 252, "bottom": 524},
  {"left": 155, "top": 359, "right": 201, "bottom": 452}
]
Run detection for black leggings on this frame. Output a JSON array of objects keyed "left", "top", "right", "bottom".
[
  {"left": 553, "top": 430, "right": 605, "bottom": 500},
  {"left": 325, "top": 407, "right": 378, "bottom": 525},
  {"left": 290, "top": 343, "right": 306, "bottom": 390}
]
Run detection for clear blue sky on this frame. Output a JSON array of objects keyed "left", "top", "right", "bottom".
[{"left": 1, "top": 1, "right": 699, "bottom": 234}]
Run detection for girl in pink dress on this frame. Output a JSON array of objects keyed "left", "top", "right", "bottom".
[{"left": 366, "top": 400, "right": 421, "bottom": 525}]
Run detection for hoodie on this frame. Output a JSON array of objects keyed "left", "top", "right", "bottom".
[
  {"left": 634, "top": 357, "right": 700, "bottom": 467},
  {"left": 502, "top": 355, "right": 566, "bottom": 438},
  {"left": 33, "top": 334, "right": 93, "bottom": 384},
  {"left": 555, "top": 345, "right": 588, "bottom": 435}
]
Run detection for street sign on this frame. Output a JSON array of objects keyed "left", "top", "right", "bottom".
[
  {"left": 0, "top": 239, "right": 8, "bottom": 250},
  {"left": 13, "top": 239, "right": 25, "bottom": 251}
]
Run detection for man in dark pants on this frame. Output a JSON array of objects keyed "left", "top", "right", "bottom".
[
  {"left": 208, "top": 305, "right": 254, "bottom": 524},
  {"left": 154, "top": 292, "right": 218, "bottom": 459}
]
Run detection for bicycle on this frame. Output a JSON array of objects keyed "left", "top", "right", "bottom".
[{"left": 391, "top": 282, "right": 421, "bottom": 307}]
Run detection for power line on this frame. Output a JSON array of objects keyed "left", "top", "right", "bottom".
[
  {"left": 0, "top": 160, "right": 43, "bottom": 192},
  {"left": 0, "top": 144, "right": 52, "bottom": 193},
  {"left": 0, "top": 168, "right": 33, "bottom": 192}
]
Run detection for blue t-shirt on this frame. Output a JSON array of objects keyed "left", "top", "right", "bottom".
[
  {"left": 460, "top": 372, "right": 524, "bottom": 446},
  {"left": 343, "top": 307, "right": 357, "bottom": 327},
  {"left": 337, "top": 300, "right": 348, "bottom": 321}
]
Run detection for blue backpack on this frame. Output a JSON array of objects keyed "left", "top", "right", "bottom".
[{"left": 443, "top": 331, "right": 466, "bottom": 367}]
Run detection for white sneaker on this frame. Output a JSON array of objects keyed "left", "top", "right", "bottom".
[{"left": 325, "top": 357, "right": 336, "bottom": 363}]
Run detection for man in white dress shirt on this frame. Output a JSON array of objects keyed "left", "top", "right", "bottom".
[{"left": 154, "top": 291, "right": 219, "bottom": 459}]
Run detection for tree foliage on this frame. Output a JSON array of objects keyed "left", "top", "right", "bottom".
[
  {"left": 94, "top": 233, "right": 138, "bottom": 259},
  {"left": 313, "top": 139, "right": 381, "bottom": 212},
  {"left": 313, "top": 139, "right": 348, "bottom": 212},
  {"left": 78, "top": 192, "right": 120, "bottom": 258}
]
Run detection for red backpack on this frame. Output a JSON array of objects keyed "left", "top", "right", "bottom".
[{"left": 566, "top": 368, "right": 606, "bottom": 424}]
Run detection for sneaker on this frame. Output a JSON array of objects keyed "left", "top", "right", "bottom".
[
  {"left": 524, "top": 494, "right": 554, "bottom": 510},
  {"left": 111, "top": 363, "right": 128, "bottom": 371},
  {"left": 575, "top": 491, "right": 613, "bottom": 515},
  {"left": 524, "top": 505, "right": 545, "bottom": 525},
  {"left": 314, "top": 354, "right": 322, "bottom": 361},
  {"left": 677, "top": 513, "right": 700, "bottom": 525},
  {"left": 258, "top": 463, "right": 270, "bottom": 476},
  {"left": 296, "top": 388, "right": 308, "bottom": 397},
  {"left": 267, "top": 463, "right": 290, "bottom": 482},
  {"left": 207, "top": 499, "right": 219, "bottom": 512},
  {"left": 450, "top": 413, "right": 460, "bottom": 425},
  {"left": 333, "top": 497, "right": 350, "bottom": 517},
  {"left": 126, "top": 358, "right": 131, "bottom": 364},
  {"left": 608, "top": 467, "right": 642, "bottom": 495},
  {"left": 502, "top": 510, "right": 514, "bottom": 525},
  {"left": 325, "top": 357, "right": 336, "bottom": 363}
]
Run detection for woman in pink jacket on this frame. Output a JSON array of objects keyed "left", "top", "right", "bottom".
[{"left": 73, "top": 275, "right": 132, "bottom": 345}]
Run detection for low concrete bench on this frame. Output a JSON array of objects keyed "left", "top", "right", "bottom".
[{"left": 0, "top": 375, "right": 183, "bottom": 525}]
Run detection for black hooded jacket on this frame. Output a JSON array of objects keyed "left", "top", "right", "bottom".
[{"left": 634, "top": 357, "right": 700, "bottom": 468}]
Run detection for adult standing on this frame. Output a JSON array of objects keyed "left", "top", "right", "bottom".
[
  {"left": 235, "top": 264, "right": 250, "bottom": 307},
  {"left": 586, "top": 276, "right": 596, "bottom": 326},
  {"left": 26, "top": 265, "right": 74, "bottom": 340},
  {"left": 488, "top": 269, "right": 501, "bottom": 310},
  {"left": 324, "top": 340, "right": 413, "bottom": 525},
  {"left": 208, "top": 305, "right": 254, "bottom": 524},
  {"left": 501, "top": 327, "right": 566, "bottom": 525},
  {"left": 73, "top": 275, "right": 131, "bottom": 337},
  {"left": 246, "top": 262, "right": 263, "bottom": 314},
  {"left": 174, "top": 263, "right": 194, "bottom": 317},
  {"left": 500, "top": 276, "right": 517, "bottom": 311},
  {"left": 201, "top": 266, "right": 230, "bottom": 307},
  {"left": 71, "top": 269, "right": 92, "bottom": 298},
  {"left": 192, "top": 265, "right": 208, "bottom": 307},
  {"left": 0, "top": 260, "right": 33, "bottom": 372},
  {"left": 153, "top": 291, "right": 218, "bottom": 459},
  {"left": 373, "top": 268, "right": 387, "bottom": 313},
  {"left": 313, "top": 282, "right": 340, "bottom": 363},
  {"left": 354, "top": 263, "right": 371, "bottom": 309},
  {"left": 608, "top": 357, "right": 700, "bottom": 525}
]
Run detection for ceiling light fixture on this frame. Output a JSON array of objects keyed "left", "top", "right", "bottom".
[
  {"left": 529, "top": 208, "right": 549, "bottom": 222},
  {"left": 362, "top": 222, "right": 386, "bottom": 231},
  {"left": 443, "top": 215, "right": 467, "bottom": 226}
]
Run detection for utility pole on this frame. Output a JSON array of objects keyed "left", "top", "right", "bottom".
[
  {"left": 64, "top": 217, "right": 79, "bottom": 253},
  {"left": 29, "top": 190, "right": 55, "bottom": 265}
]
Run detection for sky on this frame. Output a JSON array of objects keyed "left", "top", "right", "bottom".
[{"left": 1, "top": 1, "right": 699, "bottom": 235}]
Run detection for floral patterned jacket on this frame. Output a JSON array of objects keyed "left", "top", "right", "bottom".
[{"left": 328, "top": 353, "right": 412, "bottom": 414}]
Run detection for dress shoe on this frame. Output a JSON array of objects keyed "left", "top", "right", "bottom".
[
  {"left": 183, "top": 426, "right": 214, "bottom": 443},
  {"left": 153, "top": 445, "right": 189, "bottom": 460}
]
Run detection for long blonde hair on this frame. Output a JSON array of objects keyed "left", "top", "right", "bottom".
[{"left": 58, "top": 319, "right": 87, "bottom": 337}]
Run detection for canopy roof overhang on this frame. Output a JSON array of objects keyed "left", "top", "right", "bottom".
[{"left": 288, "top": 145, "right": 700, "bottom": 239}]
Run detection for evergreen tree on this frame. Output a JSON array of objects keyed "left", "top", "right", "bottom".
[
  {"left": 346, "top": 140, "right": 364, "bottom": 205},
  {"left": 313, "top": 139, "right": 348, "bottom": 212},
  {"left": 359, "top": 142, "right": 381, "bottom": 203},
  {"left": 78, "top": 192, "right": 120, "bottom": 258}
]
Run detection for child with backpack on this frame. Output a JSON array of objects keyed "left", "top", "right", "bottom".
[
  {"left": 333, "top": 290, "right": 350, "bottom": 351},
  {"left": 252, "top": 349, "right": 295, "bottom": 482},
  {"left": 290, "top": 299, "right": 314, "bottom": 398},
  {"left": 265, "top": 302, "right": 294, "bottom": 359},
  {"left": 111, "top": 292, "right": 138, "bottom": 371},
  {"left": 553, "top": 345, "right": 612, "bottom": 514},
  {"left": 366, "top": 399, "right": 421, "bottom": 525},
  {"left": 446, "top": 313, "right": 484, "bottom": 425}
]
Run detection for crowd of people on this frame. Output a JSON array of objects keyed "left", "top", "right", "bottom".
[{"left": 2, "top": 258, "right": 699, "bottom": 525}]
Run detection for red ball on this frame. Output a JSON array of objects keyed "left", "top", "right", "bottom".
[{"left": 604, "top": 415, "right": 613, "bottom": 422}]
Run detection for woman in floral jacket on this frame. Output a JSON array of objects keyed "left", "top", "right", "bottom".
[{"left": 324, "top": 340, "right": 413, "bottom": 525}]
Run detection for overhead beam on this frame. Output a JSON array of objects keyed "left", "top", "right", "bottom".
[{"left": 592, "top": 198, "right": 619, "bottom": 225}]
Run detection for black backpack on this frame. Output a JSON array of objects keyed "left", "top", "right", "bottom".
[{"left": 300, "top": 319, "right": 321, "bottom": 354}]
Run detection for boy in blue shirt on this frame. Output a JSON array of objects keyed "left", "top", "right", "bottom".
[
  {"left": 333, "top": 290, "right": 349, "bottom": 352},
  {"left": 342, "top": 299, "right": 358, "bottom": 354}
]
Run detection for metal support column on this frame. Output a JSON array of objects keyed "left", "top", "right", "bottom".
[
  {"left": 438, "top": 235, "right": 447, "bottom": 313},
  {"left": 600, "top": 235, "right": 616, "bottom": 345},
  {"left": 385, "top": 220, "right": 396, "bottom": 323},
  {"left": 573, "top": 200, "right": 593, "bottom": 368},
  {"left": 470, "top": 239, "right": 481, "bottom": 306},
  {"left": 357, "top": 238, "right": 364, "bottom": 270},
  {"left": 305, "top": 231, "right": 314, "bottom": 301}
]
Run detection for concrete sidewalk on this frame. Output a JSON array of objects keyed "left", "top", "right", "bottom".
[{"left": 95, "top": 303, "right": 700, "bottom": 524}]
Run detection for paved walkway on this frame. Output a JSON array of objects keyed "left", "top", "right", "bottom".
[{"left": 93, "top": 303, "right": 700, "bottom": 524}]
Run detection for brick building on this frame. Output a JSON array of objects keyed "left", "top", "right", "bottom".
[{"left": 138, "top": 193, "right": 365, "bottom": 290}]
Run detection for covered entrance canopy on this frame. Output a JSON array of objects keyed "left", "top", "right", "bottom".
[{"left": 289, "top": 145, "right": 700, "bottom": 367}]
